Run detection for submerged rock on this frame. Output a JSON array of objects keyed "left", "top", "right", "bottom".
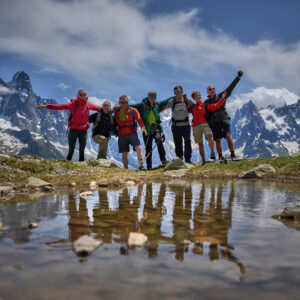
[
  {"left": 164, "top": 169, "right": 188, "bottom": 178},
  {"left": 73, "top": 235, "right": 102, "bottom": 256},
  {"left": 273, "top": 200, "right": 300, "bottom": 230},
  {"left": 127, "top": 232, "right": 148, "bottom": 247},
  {"left": 79, "top": 191, "right": 93, "bottom": 199},
  {"left": 0, "top": 182, "right": 16, "bottom": 196},
  {"left": 164, "top": 158, "right": 193, "bottom": 171},
  {"left": 273, "top": 200, "right": 300, "bottom": 219},
  {"left": 125, "top": 181, "right": 136, "bottom": 186},
  {"left": 239, "top": 164, "right": 276, "bottom": 179},
  {"left": 28, "top": 223, "right": 38, "bottom": 229},
  {"left": 89, "top": 181, "right": 98, "bottom": 189}
]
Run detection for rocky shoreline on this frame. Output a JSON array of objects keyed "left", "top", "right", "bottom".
[{"left": 0, "top": 154, "right": 299, "bottom": 201}]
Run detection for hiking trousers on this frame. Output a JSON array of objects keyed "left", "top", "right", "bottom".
[
  {"left": 96, "top": 137, "right": 108, "bottom": 159},
  {"left": 67, "top": 129, "right": 87, "bottom": 161},
  {"left": 171, "top": 125, "right": 192, "bottom": 162},
  {"left": 143, "top": 126, "right": 166, "bottom": 169}
]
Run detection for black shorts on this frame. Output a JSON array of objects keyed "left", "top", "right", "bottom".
[
  {"left": 211, "top": 119, "right": 231, "bottom": 140},
  {"left": 118, "top": 133, "right": 140, "bottom": 153}
]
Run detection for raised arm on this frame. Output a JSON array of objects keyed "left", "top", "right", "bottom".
[{"left": 218, "top": 70, "right": 243, "bottom": 99}]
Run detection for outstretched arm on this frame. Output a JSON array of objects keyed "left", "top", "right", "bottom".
[
  {"left": 218, "top": 70, "right": 243, "bottom": 99},
  {"left": 207, "top": 92, "right": 227, "bottom": 112}
]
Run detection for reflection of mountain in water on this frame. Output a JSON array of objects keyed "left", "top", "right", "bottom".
[{"left": 0, "top": 194, "right": 68, "bottom": 243}]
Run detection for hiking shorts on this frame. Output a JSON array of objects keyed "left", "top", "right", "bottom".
[
  {"left": 193, "top": 124, "right": 213, "bottom": 143},
  {"left": 211, "top": 119, "right": 231, "bottom": 140},
  {"left": 118, "top": 133, "right": 140, "bottom": 153}
]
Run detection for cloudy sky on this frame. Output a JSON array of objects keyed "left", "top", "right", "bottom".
[{"left": 0, "top": 0, "right": 299, "bottom": 112}]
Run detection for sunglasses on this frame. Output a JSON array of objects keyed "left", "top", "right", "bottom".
[
  {"left": 174, "top": 90, "right": 182, "bottom": 95},
  {"left": 79, "top": 93, "right": 86, "bottom": 96},
  {"left": 120, "top": 101, "right": 128, "bottom": 104},
  {"left": 193, "top": 94, "right": 201, "bottom": 97},
  {"left": 103, "top": 104, "right": 110, "bottom": 107},
  {"left": 148, "top": 95, "right": 156, "bottom": 99},
  {"left": 208, "top": 88, "right": 215, "bottom": 91}
]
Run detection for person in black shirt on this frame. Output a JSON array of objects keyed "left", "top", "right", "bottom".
[
  {"left": 89, "top": 100, "right": 116, "bottom": 159},
  {"left": 204, "top": 71, "right": 243, "bottom": 161}
]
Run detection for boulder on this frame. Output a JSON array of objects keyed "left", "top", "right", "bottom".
[
  {"left": 0, "top": 183, "right": 16, "bottom": 199},
  {"left": 73, "top": 235, "right": 102, "bottom": 256},
  {"left": 88, "top": 159, "right": 118, "bottom": 168},
  {"left": 239, "top": 164, "right": 276, "bottom": 179},
  {"left": 79, "top": 191, "right": 93, "bottom": 200},
  {"left": 164, "top": 158, "right": 193, "bottom": 171},
  {"left": 25, "top": 177, "right": 53, "bottom": 189},
  {"left": 127, "top": 232, "right": 148, "bottom": 247}
]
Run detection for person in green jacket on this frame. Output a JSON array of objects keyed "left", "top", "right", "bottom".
[{"left": 130, "top": 91, "right": 173, "bottom": 170}]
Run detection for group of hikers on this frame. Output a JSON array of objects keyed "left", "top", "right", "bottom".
[{"left": 37, "top": 70, "right": 243, "bottom": 170}]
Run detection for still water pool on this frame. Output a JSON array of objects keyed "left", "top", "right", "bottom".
[{"left": 0, "top": 180, "right": 299, "bottom": 300}]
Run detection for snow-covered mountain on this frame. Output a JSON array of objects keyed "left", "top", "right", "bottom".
[
  {"left": 231, "top": 100, "right": 300, "bottom": 157},
  {"left": 0, "top": 72, "right": 299, "bottom": 166}
]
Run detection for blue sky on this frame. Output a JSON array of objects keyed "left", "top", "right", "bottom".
[{"left": 0, "top": 0, "right": 299, "bottom": 111}]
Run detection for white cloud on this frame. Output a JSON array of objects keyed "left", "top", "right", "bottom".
[
  {"left": 0, "top": 85, "right": 15, "bottom": 95},
  {"left": 227, "top": 87, "right": 300, "bottom": 115},
  {"left": 88, "top": 96, "right": 114, "bottom": 107},
  {"left": 0, "top": 0, "right": 300, "bottom": 93},
  {"left": 56, "top": 82, "right": 70, "bottom": 90}
]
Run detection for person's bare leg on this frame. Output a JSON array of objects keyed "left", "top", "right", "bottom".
[
  {"left": 216, "top": 139, "right": 222, "bottom": 157},
  {"left": 207, "top": 134, "right": 214, "bottom": 152},
  {"left": 135, "top": 145, "right": 143, "bottom": 164},
  {"left": 198, "top": 142, "right": 205, "bottom": 162},
  {"left": 122, "top": 152, "right": 128, "bottom": 169},
  {"left": 225, "top": 134, "right": 234, "bottom": 152}
]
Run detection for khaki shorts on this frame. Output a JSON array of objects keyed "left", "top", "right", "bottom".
[{"left": 193, "top": 124, "right": 212, "bottom": 143}]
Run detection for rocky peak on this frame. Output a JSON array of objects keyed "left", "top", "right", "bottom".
[{"left": 9, "top": 71, "right": 33, "bottom": 95}]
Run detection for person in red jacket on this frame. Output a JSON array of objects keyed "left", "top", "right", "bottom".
[
  {"left": 190, "top": 91, "right": 227, "bottom": 164},
  {"left": 114, "top": 95, "right": 147, "bottom": 170},
  {"left": 37, "top": 89, "right": 100, "bottom": 161}
]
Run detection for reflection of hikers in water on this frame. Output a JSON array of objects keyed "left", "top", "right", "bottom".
[
  {"left": 192, "top": 182, "right": 246, "bottom": 280},
  {"left": 68, "top": 195, "right": 90, "bottom": 242},
  {"left": 92, "top": 190, "right": 116, "bottom": 244},
  {"left": 37, "top": 89, "right": 100, "bottom": 161},
  {"left": 190, "top": 91, "right": 227, "bottom": 163},
  {"left": 169, "top": 183, "right": 192, "bottom": 261},
  {"left": 114, "top": 95, "right": 147, "bottom": 170},
  {"left": 89, "top": 101, "right": 116, "bottom": 159},
  {"left": 114, "top": 187, "right": 141, "bottom": 243},
  {"left": 130, "top": 92, "right": 172, "bottom": 170},
  {"left": 138, "top": 183, "right": 166, "bottom": 258},
  {"left": 204, "top": 71, "right": 243, "bottom": 161}
]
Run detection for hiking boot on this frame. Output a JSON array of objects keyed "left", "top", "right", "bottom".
[
  {"left": 210, "top": 152, "right": 216, "bottom": 160},
  {"left": 219, "top": 156, "right": 227, "bottom": 164},
  {"left": 138, "top": 164, "right": 146, "bottom": 171},
  {"left": 231, "top": 151, "right": 236, "bottom": 159},
  {"left": 147, "top": 166, "right": 152, "bottom": 170},
  {"left": 161, "top": 159, "right": 168, "bottom": 166},
  {"left": 186, "top": 160, "right": 192, "bottom": 164},
  {"left": 201, "top": 161, "right": 206, "bottom": 166}
]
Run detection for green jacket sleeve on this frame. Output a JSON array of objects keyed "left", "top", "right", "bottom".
[
  {"left": 129, "top": 102, "right": 143, "bottom": 115},
  {"left": 158, "top": 96, "right": 174, "bottom": 112}
]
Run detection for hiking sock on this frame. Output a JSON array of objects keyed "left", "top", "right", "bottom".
[{"left": 218, "top": 153, "right": 224, "bottom": 160}]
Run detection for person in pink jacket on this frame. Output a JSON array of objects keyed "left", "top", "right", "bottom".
[{"left": 37, "top": 89, "right": 100, "bottom": 161}]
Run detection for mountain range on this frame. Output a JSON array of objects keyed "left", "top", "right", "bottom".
[{"left": 0, "top": 72, "right": 299, "bottom": 167}]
